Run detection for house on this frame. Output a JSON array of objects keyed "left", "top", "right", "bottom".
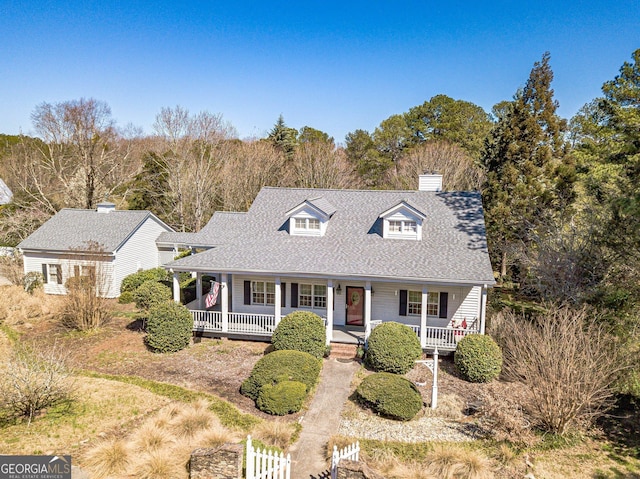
[
  {"left": 0, "top": 178, "right": 13, "bottom": 205},
  {"left": 164, "top": 173, "right": 495, "bottom": 350},
  {"left": 18, "top": 202, "right": 175, "bottom": 298}
]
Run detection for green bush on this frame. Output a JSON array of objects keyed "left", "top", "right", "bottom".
[
  {"left": 120, "top": 268, "right": 170, "bottom": 294},
  {"left": 118, "top": 291, "right": 134, "bottom": 304},
  {"left": 271, "top": 311, "right": 326, "bottom": 359},
  {"left": 133, "top": 280, "right": 172, "bottom": 311},
  {"left": 356, "top": 372, "right": 423, "bottom": 421},
  {"left": 365, "top": 322, "right": 422, "bottom": 374},
  {"left": 256, "top": 380, "right": 307, "bottom": 415},
  {"left": 241, "top": 350, "right": 321, "bottom": 401},
  {"left": 454, "top": 333, "right": 503, "bottom": 383},
  {"left": 145, "top": 301, "right": 193, "bottom": 353}
]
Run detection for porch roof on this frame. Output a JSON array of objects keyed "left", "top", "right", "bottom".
[{"left": 166, "top": 187, "right": 495, "bottom": 285}]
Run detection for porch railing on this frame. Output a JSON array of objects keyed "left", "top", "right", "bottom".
[
  {"left": 192, "top": 310, "right": 275, "bottom": 336},
  {"left": 370, "top": 322, "right": 478, "bottom": 351}
]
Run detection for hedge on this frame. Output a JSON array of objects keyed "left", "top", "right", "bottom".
[
  {"left": 365, "top": 322, "right": 422, "bottom": 374},
  {"left": 145, "top": 301, "right": 193, "bottom": 353},
  {"left": 240, "top": 350, "right": 321, "bottom": 401},
  {"left": 454, "top": 333, "right": 503, "bottom": 383},
  {"left": 271, "top": 311, "right": 326, "bottom": 359},
  {"left": 356, "top": 372, "right": 423, "bottom": 421},
  {"left": 256, "top": 381, "right": 307, "bottom": 415},
  {"left": 120, "top": 268, "right": 170, "bottom": 294}
]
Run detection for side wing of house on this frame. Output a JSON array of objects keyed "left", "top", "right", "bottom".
[{"left": 112, "top": 216, "right": 175, "bottom": 296}]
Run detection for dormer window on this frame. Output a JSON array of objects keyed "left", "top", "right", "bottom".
[
  {"left": 379, "top": 201, "right": 426, "bottom": 240},
  {"left": 286, "top": 197, "right": 335, "bottom": 237}
]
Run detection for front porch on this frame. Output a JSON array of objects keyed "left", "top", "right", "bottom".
[{"left": 190, "top": 310, "right": 478, "bottom": 352}]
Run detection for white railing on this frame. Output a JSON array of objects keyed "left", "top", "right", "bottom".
[
  {"left": 228, "top": 312, "right": 275, "bottom": 335},
  {"left": 422, "top": 326, "right": 478, "bottom": 350},
  {"left": 192, "top": 310, "right": 222, "bottom": 331},
  {"left": 331, "top": 441, "right": 360, "bottom": 479},
  {"left": 246, "top": 435, "right": 291, "bottom": 479}
]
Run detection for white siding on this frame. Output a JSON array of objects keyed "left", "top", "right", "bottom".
[
  {"left": 158, "top": 246, "right": 178, "bottom": 265},
  {"left": 113, "top": 217, "right": 172, "bottom": 297},
  {"left": 23, "top": 252, "right": 115, "bottom": 296}
]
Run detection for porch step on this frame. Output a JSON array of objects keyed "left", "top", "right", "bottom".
[{"left": 329, "top": 343, "right": 360, "bottom": 361}]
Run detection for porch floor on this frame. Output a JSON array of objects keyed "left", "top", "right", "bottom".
[{"left": 331, "top": 326, "right": 365, "bottom": 345}]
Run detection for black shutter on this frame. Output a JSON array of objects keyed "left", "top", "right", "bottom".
[
  {"left": 244, "top": 281, "right": 251, "bottom": 305},
  {"left": 281, "top": 283, "right": 286, "bottom": 307},
  {"left": 41, "top": 264, "right": 48, "bottom": 284},
  {"left": 399, "top": 290, "right": 408, "bottom": 316},
  {"left": 439, "top": 292, "right": 449, "bottom": 318},
  {"left": 291, "top": 283, "right": 298, "bottom": 308}
]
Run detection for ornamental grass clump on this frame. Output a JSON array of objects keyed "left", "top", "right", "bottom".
[
  {"left": 271, "top": 310, "right": 326, "bottom": 359},
  {"left": 365, "top": 322, "right": 422, "bottom": 374},
  {"left": 454, "top": 334, "right": 502, "bottom": 383},
  {"left": 145, "top": 301, "right": 192, "bottom": 353},
  {"left": 356, "top": 372, "right": 423, "bottom": 421}
]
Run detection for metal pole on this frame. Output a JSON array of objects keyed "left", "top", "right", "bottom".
[{"left": 431, "top": 347, "right": 439, "bottom": 409}]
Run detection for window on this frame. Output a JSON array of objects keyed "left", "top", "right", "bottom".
[
  {"left": 293, "top": 217, "right": 320, "bottom": 231},
  {"left": 299, "top": 283, "right": 327, "bottom": 309},
  {"left": 389, "top": 220, "right": 417, "bottom": 234},
  {"left": 47, "top": 264, "right": 62, "bottom": 285},
  {"left": 407, "top": 291, "right": 439, "bottom": 316},
  {"left": 74, "top": 265, "right": 96, "bottom": 280},
  {"left": 252, "top": 281, "right": 275, "bottom": 305}
]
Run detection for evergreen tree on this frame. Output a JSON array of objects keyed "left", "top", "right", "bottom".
[
  {"left": 267, "top": 115, "right": 298, "bottom": 159},
  {"left": 481, "top": 52, "right": 572, "bottom": 278}
]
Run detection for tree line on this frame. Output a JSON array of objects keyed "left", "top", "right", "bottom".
[{"left": 1, "top": 49, "right": 639, "bottom": 354}]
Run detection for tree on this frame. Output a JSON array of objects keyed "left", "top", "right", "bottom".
[
  {"left": 391, "top": 140, "right": 485, "bottom": 191},
  {"left": 481, "top": 53, "right": 572, "bottom": 278},
  {"left": 298, "top": 126, "right": 334, "bottom": 146},
  {"left": 267, "top": 115, "right": 297, "bottom": 159},
  {"left": 289, "top": 142, "right": 358, "bottom": 189},
  {"left": 405, "top": 94, "right": 493, "bottom": 159},
  {"left": 372, "top": 114, "right": 411, "bottom": 170},
  {"left": 344, "top": 129, "right": 389, "bottom": 188}
]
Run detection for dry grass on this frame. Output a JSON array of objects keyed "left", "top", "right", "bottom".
[
  {"left": 170, "top": 402, "right": 215, "bottom": 438},
  {"left": 422, "top": 393, "right": 465, "bottom": 420},
  {"left": 0, "top": 285, "right": 64, "bottom": 326},
  {"left": 132, "top": 423, "right": 174, "bottom": 452},
  {"left": 131, "top": 449, "right": 187, "bottom": 479},
  {"left": 251, "top": 419, "right": 297, "bottom": 450},
  {"left": 83, "top": 438, "right": 131, "bottom": 479}
]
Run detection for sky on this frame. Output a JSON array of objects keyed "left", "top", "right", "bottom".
[{"left": 1, "top": 1, "right": 639, "bottom": 144}]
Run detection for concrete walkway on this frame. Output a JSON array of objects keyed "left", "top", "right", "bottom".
[{"left": 289, "top": 358, "right": 360, "bottom": 479}]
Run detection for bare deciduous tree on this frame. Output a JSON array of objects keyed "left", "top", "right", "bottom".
[
  {"left": 288, "top": 142, "right": 359, "bottom": 189},
  {"left": 391, "top": 140, "right": 485, "bottom": 191},
  {"left": 493, "top": 305, "right": 629, "bottom": 435}
]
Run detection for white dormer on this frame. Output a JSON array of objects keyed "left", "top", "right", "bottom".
[
  {"left": 379, "top": 201, "right": 426, "bottom": 240},
  {"left": 286, "top": 197, "right": 336, "bottom": 237}
]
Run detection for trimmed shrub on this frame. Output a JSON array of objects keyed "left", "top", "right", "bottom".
[
  {"left": 145, "top": 301, "right": 192, "bottom": 353},
  {"left": 121, "top": 268, "right": 170, "bottom": 294},
  {"left": 118, "top": 291, "right": 134, "bottom": 304},
  {"left": 365, "top": 322, "right": 422, "bottom": 374},
  {"left": 256, "top": 381, "right": 307, "bottom": 415},
  {"left": 134, "top": 280, "right": 172, "bottom": 311},
  {"left": 455, "top": 333, "right": 503, "bottom": 383},
  {"left": 356, "top": 372, "right": 423, "bottom": 421},
  {"left": 271, "top": 311, "right": 326, "bottom": 359},
  {"left": 241, "top": 350, "right": 321, "bottom": 401}
]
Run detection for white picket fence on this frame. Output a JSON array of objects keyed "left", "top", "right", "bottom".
[
  {"left": 331, "top": 441, "right": 360, "bottom": 479},
  {"left": 246, "top": 435, "right": 291, "bottom": 479}
]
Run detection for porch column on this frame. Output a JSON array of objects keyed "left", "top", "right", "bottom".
[
  {"left": 221, "top": 273, "right": 229, "bottom": 333},
  {"left": 364, "top": 281, "right": 372, "bottom": 337},
  {"left": 196, "top": 273, "right": 203, "bottom": 309},
  {"left": 274, "top": 277, "right": 282, "bottom": 327},
  {"left": 479, "top": 284, "right": 488, "bottom": 334},
  {"left": 420, "top": 286, "right": 428, "bottom": 348},
  {"left": 326, "top": 280, "right": 334, "bottom": 345},
  {"left": 172, "top": 270, "right": 180, "bottom": 303}
]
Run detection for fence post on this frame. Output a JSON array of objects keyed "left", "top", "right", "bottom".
[
  {"left": 331, "top": 445, "right": 339, "bottom": 479},
  {"left": 246, "top": 435, "right": 254, "bottom": 479}
]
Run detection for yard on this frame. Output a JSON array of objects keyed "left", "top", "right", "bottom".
[{"left": 1, "top": 284, "right": 640, "bottom": 478}]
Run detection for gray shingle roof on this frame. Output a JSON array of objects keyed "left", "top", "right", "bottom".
[
  {"left": 18, "top": 209, "right": 171, "bottom": 253},
  {"left": 157, "top": 212, "right": 247, "bottom": 246},
  {"left": 167, "top": 187, "right": 495, "bottom": 285}
]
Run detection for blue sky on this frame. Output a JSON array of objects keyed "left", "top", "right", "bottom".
[{"left": 1, "top": 1, "right": 638, "bottom": 144}]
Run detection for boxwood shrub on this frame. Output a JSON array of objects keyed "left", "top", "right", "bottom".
[
  {"left": 121, "top": 267, "right": 170, "bottom": 294},
  {"left": 365, "top": 322, "right": 422, "bottom": 374},
  {"left": 133, "top": 280, "right": 172, "bottom": 311},
  {"left": 271, "top": 311, "right": 326, "bottom": 359},
  {"left": 256, "top": 380, "right": 307, "bottom": 415},
  {"left": 241, "top": 350, "right": 321, "bottom": 401},
  {"left": 454, "top": 333, "right": 503, "bottom": 383},
  {"left": 145, "top": 301, "right": 193, "bottom": 353},
  {"left": 356, "top": 372, "right": 423, "bottom": 421}
]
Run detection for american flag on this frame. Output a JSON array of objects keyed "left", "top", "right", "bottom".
[{"left": 205, "top": 281, "right": 220, "bottom": 308}]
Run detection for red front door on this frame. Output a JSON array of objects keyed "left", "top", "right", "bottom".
[{"left": 346, "top": 287, "right": 365, "bottom": 326}]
